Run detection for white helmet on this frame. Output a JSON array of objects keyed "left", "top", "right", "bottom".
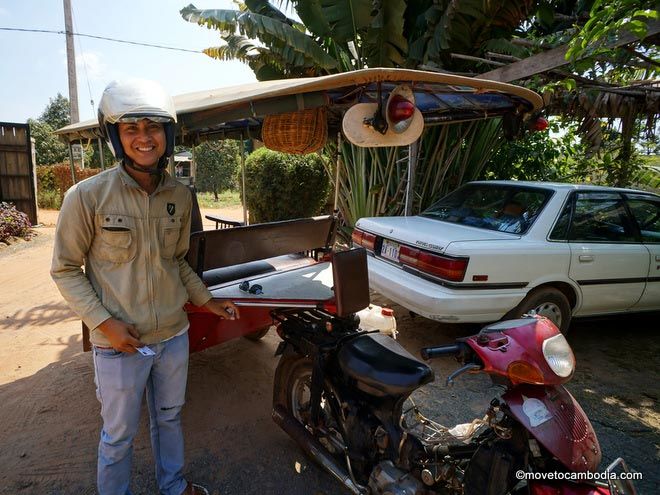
[{"left": 98, "top": 79, "right": 177, "bottom": 169}]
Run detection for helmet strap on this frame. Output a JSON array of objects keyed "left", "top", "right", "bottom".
[{"left": 123, "top": 156, "right": 167, "bottom": 176}]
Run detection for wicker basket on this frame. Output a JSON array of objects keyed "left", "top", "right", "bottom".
[{"left": 262, "top": 107, "right": 327, "bottom": 154}]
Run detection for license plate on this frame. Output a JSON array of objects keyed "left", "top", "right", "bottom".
[{"left": 381, "top": 239, "right": 400, "bottom": 262}]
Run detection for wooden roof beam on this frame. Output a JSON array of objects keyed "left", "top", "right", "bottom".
[{"left": 478, "top": 20, "right": 660, "bottom": 83}]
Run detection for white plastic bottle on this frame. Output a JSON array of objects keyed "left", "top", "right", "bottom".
[{"left": 356, "top": 304, "right": 398, "bottom": 338}]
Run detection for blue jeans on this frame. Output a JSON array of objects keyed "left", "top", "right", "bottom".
[{"left": 93, "top": 332, "right": 189, "bottom": 495}]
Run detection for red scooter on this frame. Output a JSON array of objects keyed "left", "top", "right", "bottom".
[{"left": 268, "top": 249, "right": 638, "bottom": 495}]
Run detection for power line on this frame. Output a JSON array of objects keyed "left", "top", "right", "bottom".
[{"left": 0, "top": 27, "right": 203, "bottom": 54}]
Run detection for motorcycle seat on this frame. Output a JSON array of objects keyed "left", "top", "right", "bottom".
[
  {"left": 203, "top": 260, "right": 276, "bottom": 287},
  {"left": 338, "top": 333, "right": 434, "bottom": 397},
  {"left": 202, "top": 254, "right": 316, "bottom": 287}
]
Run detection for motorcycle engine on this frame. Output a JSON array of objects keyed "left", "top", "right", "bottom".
[{"left": 368, "top": 460, "right": 427, "bottom": 495}]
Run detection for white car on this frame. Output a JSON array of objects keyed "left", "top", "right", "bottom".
[{"left": 353, "top": 181, "right": 660, "bottom": 333}]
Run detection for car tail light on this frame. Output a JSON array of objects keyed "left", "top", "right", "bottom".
[
  {"left": 507, "top": 360, "right": 545, "bottom": 385},
  {"left": 351, "top": 228, "right": 376, "bottom": 251},
  {"left": 399, "top": 245, "right": 468, "bottom": 282}
]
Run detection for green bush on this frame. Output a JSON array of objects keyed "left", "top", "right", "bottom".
[
  {"left": 37, "top": 189, "right": 62, "bottom": 210},
  {"left": 243, "top": 148, "right": 330, "bottom": 223},
  {"left": 36, "top": 166, "right": 57, "bottom": 208},
  {"left": 36, "top": 165, "right": 56, "bottom": 190}
]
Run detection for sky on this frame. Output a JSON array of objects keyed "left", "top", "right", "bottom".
[{"left": 0, "top": 0, "right": 257, "bottom": 124}]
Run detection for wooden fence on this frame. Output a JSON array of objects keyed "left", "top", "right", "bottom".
[{"left": 0, "top": 122, "right": 37, "bottom": 225}]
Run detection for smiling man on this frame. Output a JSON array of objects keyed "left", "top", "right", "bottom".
[
  {"left": 119, "top": 119, "right": 168, "bottom": 175},
  {"left": 51, "top": 79, "right": 238, "bottom": 495}
]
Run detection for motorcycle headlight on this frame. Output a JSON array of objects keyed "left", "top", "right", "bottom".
[{"left": 542, "top": 334, "right": 575, "bottom": 378}]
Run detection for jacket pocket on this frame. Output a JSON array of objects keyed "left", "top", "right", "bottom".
[
  {"left": 160, "top": 216, "right": 182, "bottom": 259},
  {"left": 95, "top": 214, "right": 137, "bottom": 263}
]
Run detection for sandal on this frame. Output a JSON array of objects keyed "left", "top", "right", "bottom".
[{"left": 183, "top": 482, "right": 210, "bottom": 495}]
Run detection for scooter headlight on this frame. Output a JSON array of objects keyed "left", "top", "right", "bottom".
[{"left": 542, "top": 334, "right": 575, "bottom": 378}]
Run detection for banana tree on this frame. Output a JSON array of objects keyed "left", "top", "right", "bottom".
[{"left": 181, "top": 1, "right": 534, "bottom": 225}]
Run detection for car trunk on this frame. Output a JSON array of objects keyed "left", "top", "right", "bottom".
[{"left": 355, "top": 216, "right": 519, "bottom": 255}]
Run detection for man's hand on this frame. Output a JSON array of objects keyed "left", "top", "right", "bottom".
[
  {"left": 204, "top": 299, "right": 240, "bottom": 320},
  {"left": 97, "top": 318, "right": 143, "bottom": 353}
]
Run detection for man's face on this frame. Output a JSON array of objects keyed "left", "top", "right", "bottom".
[{"left": 117, "top": 119, "right": 166, "bottom": 168}]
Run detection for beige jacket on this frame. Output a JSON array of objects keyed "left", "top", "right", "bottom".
[{"left": 51, "top": 164, "right": 212, "bottom": 347}]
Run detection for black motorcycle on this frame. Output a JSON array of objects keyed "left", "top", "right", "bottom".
[{"left": 270, "top": 249, "right": 635, "bottom": 495}]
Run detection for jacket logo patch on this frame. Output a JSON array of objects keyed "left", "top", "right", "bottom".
[{"left": 167, "top": 203, "right": 176, "bottom": 216}]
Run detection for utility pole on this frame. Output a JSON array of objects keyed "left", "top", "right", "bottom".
[{"left": 63, "top": 0, "right": 79, "bottom": 124}]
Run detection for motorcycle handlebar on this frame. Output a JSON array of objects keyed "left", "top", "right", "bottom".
[{"left": 420, "top": 344, "right": 462, "bottom": 360}]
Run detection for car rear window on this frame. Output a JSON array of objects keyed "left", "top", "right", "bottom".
[{"left": 420, "top": 184, "right": 552, "bottom": 234}]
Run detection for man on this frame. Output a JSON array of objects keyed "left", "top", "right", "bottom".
[{"left": 51, "top": 79, "right": 238, "bottom": 495}]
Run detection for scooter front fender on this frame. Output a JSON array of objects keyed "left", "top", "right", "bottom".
[
  {"left": 503, "top": 384, "right": 601, "bottom": 473},
  {"left": 528, "top": 482, "right": 611, "bottom": 494}
]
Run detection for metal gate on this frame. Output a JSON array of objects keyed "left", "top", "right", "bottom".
[{"left": 0, "top": 122, "right": 38, "bottom": 225}]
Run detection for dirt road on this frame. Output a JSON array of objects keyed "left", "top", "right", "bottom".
[{"left": 0, "top": 211, "right": 658, "bottom": 494}]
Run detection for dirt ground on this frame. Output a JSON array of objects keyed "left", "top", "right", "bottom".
[{"left": 0, "top": 210, "right": 658, "bottom": 495}]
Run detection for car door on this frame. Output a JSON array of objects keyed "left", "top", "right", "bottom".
[
  {"left": 566, "top": 191, "right": 649, "bottom": 316},
  {"left": 625, "top": 193, "right": 660, "bottom": 311}
]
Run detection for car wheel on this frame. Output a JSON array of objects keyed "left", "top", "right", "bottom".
[{"left": 507, "top": 287, "right": 572, "bottom": 334}]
